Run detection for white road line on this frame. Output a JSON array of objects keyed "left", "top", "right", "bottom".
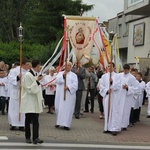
[
  {"left": 0, "top": 142, "right": 150, "bottom": 149},
  {"left": 0, "top": 136, "right": 8, "bottom": 140}
]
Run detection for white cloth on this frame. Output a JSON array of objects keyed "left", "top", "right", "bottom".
[
  {"left": 0, "top": 77, "right": 8, "bottom": 97},
  {"left": 8, "top": 66, "right": 27, "bottom": 126},
  {"left": 132, "top": 79, "right": 141, "bottom": 110},
  {"left": 99, "top": 72, "right": 121, "bottom": 132},
  {"left": 138, "top": 81, "right": 145, "bottom": 107},
  {"left": 146, "top": 82, "right": 150, "bottom": 116},
  {"left": 117, "top": 72, "right": 137, "bottom": 128},
  {"left": 55, "top": 71, "right": 78, "bottom": 128},
  {"left": 44, "top": 74, "right": 56, "bottom": 95},
  {"left": 20, "top": 71, "right": 43, "bottom": 113}
]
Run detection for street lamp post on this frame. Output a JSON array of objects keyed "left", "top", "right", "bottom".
[
  {"left": 109, "top": 31, "right": 115, "bottom": 62},
  {"left": 80, "top": 8, "right": 83, "bottom": 16},
  {"left": 18, "top": 22, "right": 24, "bottom": 121}
]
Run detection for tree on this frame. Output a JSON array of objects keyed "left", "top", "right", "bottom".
[{"left": 0, "top": 0, "right": 94, "bottom": 64}]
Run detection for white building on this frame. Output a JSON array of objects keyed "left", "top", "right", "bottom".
[{"left": 108, "top": 0, "right": 150, "bottom": 65}]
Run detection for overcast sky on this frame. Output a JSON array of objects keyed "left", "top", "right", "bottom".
[{"left": 82, "top": 0, "right": 124, "bottom": 22}]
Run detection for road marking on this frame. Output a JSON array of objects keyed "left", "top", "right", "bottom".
[
  {"left": 0, "top": 142, "right": 150, "bottom": 149},
  {"left": 0, "top": 136, "right": 8, "bottom": 140}
]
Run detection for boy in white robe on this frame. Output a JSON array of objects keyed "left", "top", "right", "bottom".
[
  {"left": 0, "top": 69, "right": 8, "bottom": 115},
  {"left": 146, "top": 81, "right": 150, "bottom": 117},
  {"left": 118, "top": 64, "right": 138, "bottom": 130},
  {"left": 55, "top": 61, "right": 78, "bottom": 130},
  {"left": 136, "top": 72, "right": 146, "bottom": 121}
]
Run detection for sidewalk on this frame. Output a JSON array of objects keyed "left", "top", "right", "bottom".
[{"left": 0, "top": 100, "right": 150, "bottom": 146}]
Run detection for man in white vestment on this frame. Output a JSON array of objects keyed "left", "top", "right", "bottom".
[
  {"left": 118, "top": 64, "right": 138, "bottom": 130},
  {"left": 55, "top": 61, "right": 78, "bottom": 131},
  {"left": 99, "top": 62, "right": 121, "bottom": 136},
  {"left": 20, "top": 59, "right": 43, "bottom": 144},
  {"left": 8, "top": 58, "right": 30, "bottom": 131}
]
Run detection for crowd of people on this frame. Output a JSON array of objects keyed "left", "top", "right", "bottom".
[{"left": 0, "top": 59, "right": 149, "bottom": 143}]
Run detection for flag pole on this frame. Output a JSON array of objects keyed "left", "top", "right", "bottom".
[
  {"left": 107, "top": 31, "right": 115, "bottom": 122},
  {"left": 64, "top": 25, "right": 69, "bottom": 100},
  {"left": 18, "top": 22, "right": 24, "bottom": 121}
]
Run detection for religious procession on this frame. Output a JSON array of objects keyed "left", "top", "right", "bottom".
[{"left": 0, "top": 13, "right": 150, "bottom": 146}]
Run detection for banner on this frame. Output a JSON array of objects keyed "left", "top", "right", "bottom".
[
  {"left": 112, "top": 35, "right": 122, "bottom": 73},
  {"left": 93, "top": 21, "right": 109, "bottom": 69},
  {"left": 65, "top": 16, "right": 96, "bottom": 61}
]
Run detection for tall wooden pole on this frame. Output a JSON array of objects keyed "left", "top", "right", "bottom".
[
  {"left": 18, "top": 22, "right": 23, "bottom": 121},
  {"left": 107, "top": 31, "right": 115, "bottom": 122},
  {"left": 64, "top": 26, "right": 69, "bottom": 100}
]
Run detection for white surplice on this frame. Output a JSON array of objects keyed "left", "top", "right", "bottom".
[
  {"left": 117, "top": 72, "right": 138, "bottom": 128},
  {"left": 55, "top": 71, "right": 78, "bottom": 128},
  {"left": 99, "top": 72, "right": 121, "bottom": 132},
  {"left": 44, "top": 74, "right": 56, "bottom": 95},
  {"left": 146, "top": 82, "right": 150, "bottom": 116},
  {"left": 20, "top": 71, "right": 43, "bottom": 114},
  {"left": 8, "top": 66, "right": 27, "bottom": 126},
  {"left": 138, "top": 80, "right": 146, "bottom": 107}
]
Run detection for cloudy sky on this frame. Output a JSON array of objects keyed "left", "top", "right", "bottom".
[{"left": 82, "top": 0, "right": 124, "bottom": 22}]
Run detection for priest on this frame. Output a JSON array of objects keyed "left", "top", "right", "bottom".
[{"left": 55, "top": 61, "right": 78, "bottom": 131}]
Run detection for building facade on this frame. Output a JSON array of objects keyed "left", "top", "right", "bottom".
[{"left": 108, "top": 0, "right": 150, "bottom": 65}]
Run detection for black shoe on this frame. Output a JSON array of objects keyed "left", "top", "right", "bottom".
[
  {"left": 122, "top": 128, "right": 127, "bottom": 131},
  {"left": 10, "top": 126, "right": 16, "bottom": 131},
  {"left": 33, "top": 138, "right": 43, "bottom": 144},
  {"left": 2, "top": 112, "right": 5, "bottom": 115},
  {"left": 103, "top": 130, "right": 111, "bottom": 134},
  {"left": 26, "top": 138, "right": 32, "bottom": 144},
  {"left": 84, "top": 110, "right": 89, "bottom": 113},
  {"left": 64, "top": 126, "right": 70, "bottom": 131},
  {"left": 90, "top": 109, "right": 94, "bottom": 113},
  {"left": 55, "top": 125, "right": 60, "bottom": 128},
  {"left": 146, "top": 115, "right": 150, "bottom": 118},
  {"left": 75, "top": 115, "right": 79, "bottom": 119},
  {"left": 112, "top": 131, "right": 117, "bottom": 136},
  {"left": 19, "top": 127, "right": 25, "bottom": 132}
]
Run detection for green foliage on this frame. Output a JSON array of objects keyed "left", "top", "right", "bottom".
[
  {"left": 0, "top": 0, "right": 94, "bottom": 65},
  {"left": 0, "top": 41, "right": 55, "bottom": 66}
]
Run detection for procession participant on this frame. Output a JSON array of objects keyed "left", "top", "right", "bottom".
[
  {"left": 129, "top": 69, "right": 141, "bottom": 126},
  {"left": 97, "top": 78, "right": 104, "bottom": 119},
  {"left": 118, "top": 64, "right": 137, "bottom": 130},
  {"left": 55, "top": 61, "right": 78, "bottom": 130},
  {"left": 44, "top": 66, "right": 56, "bottom": 114},
  {"left": 8, "top": 58, "right": 30, "bottom": 131},
  {"left": 20, "top": 59, "right": 43, "bottom": 144},
  {"left": 99, "top": 62, "right": 121, "bottom": 136},
  {"left": 136, "top": 72, "right": 146, "bottom": 121},
  {"left": 146, "top": 81, "right": 150, "bottom": 118},
  {"left": 6, "top": 62, "right": 20, "bottom": 113},
  {"left": 72, "top": 61, "right": 85, "bottom": 119},
  {"left": 86, "top": 66, "right": 97, "bottom": 113},
  {"left": 80, "top": 66, "right": 90, "bottom": 115},
  {"left": 0, "top": 69, "right": 8, "bottom": 115}
]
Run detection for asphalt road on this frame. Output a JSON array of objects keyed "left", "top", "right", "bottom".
[{"left": 0, "top": 137, "right": 150, "bottom": 150}]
